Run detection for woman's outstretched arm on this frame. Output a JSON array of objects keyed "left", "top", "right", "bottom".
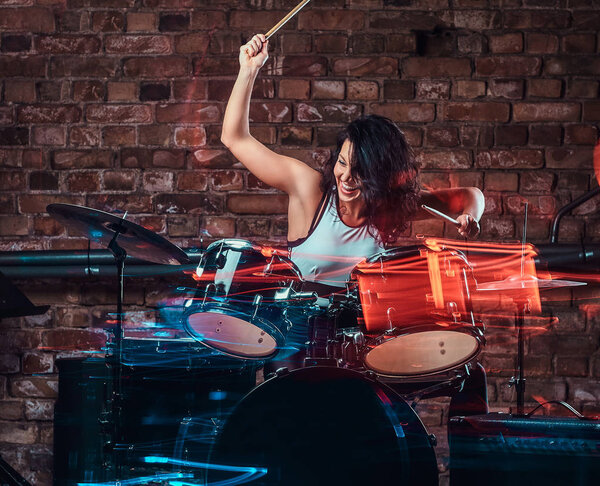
[{"left": 221, "top": 34, "right": 319, "bottom": 196}]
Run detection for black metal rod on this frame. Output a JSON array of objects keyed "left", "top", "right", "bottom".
[{"left": 550, "top": 186, "right": 600, "bottom": 243}]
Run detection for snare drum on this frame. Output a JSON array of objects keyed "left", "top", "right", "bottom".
[
  {"left": 349, "top": 245, "right": 484, "bottom": 378},
  {"left": 184, "top": 239, "right": 307, "bottom": 359}
]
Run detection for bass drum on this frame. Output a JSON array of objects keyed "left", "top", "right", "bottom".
[{"left": 206, "top": 366, "right": 438, "bottom": 486}]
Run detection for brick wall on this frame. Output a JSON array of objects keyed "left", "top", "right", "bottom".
[{"left": 1, "top": 0, "right": 599, "bottom": 483}]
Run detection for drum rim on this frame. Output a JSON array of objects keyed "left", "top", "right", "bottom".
[
  {"left": 363, "top": 324, "right": 484, "bottom": 378},
  {"left": 184, "top": 304, "right": 287, "bottom": 360}
]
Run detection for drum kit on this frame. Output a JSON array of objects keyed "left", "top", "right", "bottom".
[{"left": 47, "top": 203, "right": 586, "bottom": 485}]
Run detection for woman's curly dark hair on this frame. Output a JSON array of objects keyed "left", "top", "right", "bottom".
[{"left": 320, "top": 115, "right": 420, "bottom": 245}]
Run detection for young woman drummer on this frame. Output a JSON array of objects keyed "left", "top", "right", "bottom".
[
  {"left": 221, "top": 34, "right": 489, "bottom": 416},
  {"left": 221, "top": 34, "right": 485, "bottom": 289}
]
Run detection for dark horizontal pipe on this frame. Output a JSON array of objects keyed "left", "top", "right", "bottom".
[
  {"left": 0, "top": 264, "right": 198, "bottom": 279},
  {"left": 0, "top": 249, "right": 203, "bottom": 267}
]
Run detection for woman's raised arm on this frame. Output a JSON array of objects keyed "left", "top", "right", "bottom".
[{"left": 220, "top": 34, "right": 319, "bottom": 196}]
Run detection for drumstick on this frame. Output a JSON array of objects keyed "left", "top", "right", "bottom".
[
  {"left": 421, "top": 204, "right": 460, "bottom": 226},
  {"left": 265, "top": 0, "right": 311, "bottom": 40}
]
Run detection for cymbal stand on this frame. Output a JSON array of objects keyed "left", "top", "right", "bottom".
[{"left": 106, "top": 216, "right": 128, "bottom": 479}]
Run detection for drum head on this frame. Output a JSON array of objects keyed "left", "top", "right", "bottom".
[
  {"left": 365, "top": 329, "right": 481, "bottom": 377},
  {"left": 186, "top": 310, "right": 279, "bottom": 358},
  {"left": 206, "top": 367, "right": 438, "bottom": 486}
]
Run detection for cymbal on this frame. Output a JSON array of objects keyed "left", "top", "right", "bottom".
[
  {"left": 477, "top": 274, "right": 586, "bottom": 291},
  {"left": 47, "top": 203, "right": 190, "bottom": 265}
]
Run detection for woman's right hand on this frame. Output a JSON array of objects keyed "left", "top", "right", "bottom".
[{"left": 239, "top": 34, "right": 269, "bottom": 71}]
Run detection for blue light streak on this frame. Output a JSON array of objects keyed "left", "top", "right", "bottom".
[
  {"left": 143, "top": 456, "right": 268, "bottom": 486},
  {"left": 77, "top": 472, "right": 193, "bottom": 486}
]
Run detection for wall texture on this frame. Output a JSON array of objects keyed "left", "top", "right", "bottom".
[{"left": 1, "top": 0, "right": 599, "bottom": 484}]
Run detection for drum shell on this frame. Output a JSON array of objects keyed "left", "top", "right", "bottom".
[
  {"left": 349, "top": 245, "right": 477, "bottom": 334},
  {"left": 206, "top": 366, "right": 438, "bottom": 486}
]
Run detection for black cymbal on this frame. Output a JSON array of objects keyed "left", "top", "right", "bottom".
[{"left": 47, "top": 203, "right": 190, "bottom": 265}]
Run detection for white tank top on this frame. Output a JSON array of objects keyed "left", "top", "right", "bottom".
[{"left": 288, "top": 193, "right": 384, "bottom": 287}]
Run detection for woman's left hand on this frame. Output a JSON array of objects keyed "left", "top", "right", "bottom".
[{"left": 456, "top": 214, "right": 480, "bottom": 238}]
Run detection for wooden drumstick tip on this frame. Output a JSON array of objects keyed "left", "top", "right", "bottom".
[{"left": 264, "top": 0, "right": 311, "bottom": 40}]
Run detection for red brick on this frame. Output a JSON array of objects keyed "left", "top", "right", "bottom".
[
  {"left": 454, "top": 80, "right": 486, "bottom": 99},
  {"left": 0, "top": 354, "right": 20, "bottom": 374},
  {"left": 174, "top": 127, "right": 206, "bottom": 147},
  {"left": 24, "top": 399, "right": 54, "bottom": 421},
  {"left": 69, "top": 127, "right": 101, "bottom": 147},
  {"left": 73, "top": 81, "right": 105, "bottom": 102},
  {"left": 139, "top": 125, "right": 171, "bottom": 146},
  {"left": 143, "top": 171, "right": 174, "bottom": 192},
  {"left": 10, "top": 377, "right": 57, "bottom": 398},
  {"left": 416, "top": 80, "right": 449, "bottom": 100},
  {"left": 229, "top": 10, "right": 291, "bottom": 30},
  {"left": 211, "top": 171, "right": 244, "bottom": 191},
  {"left": 167, "top": 215, "right": 198, "bottom": 237},
  {"left": 480, "top": 217, "right": 515, "bottom": 239},
  {"left": 0, "top": 422, "right": 38, "bottom": 444},
  {"left": 476, "top": 56, "right": 541, "bottom": 76},
  {"left": 19, "top": 195, "right": 84, "bottom": 213},
  {"left": 176, "top": 172, "right": 208, "bottom": 192},
  {"left": 174, "top": 33, "right": 210, "bottom": 54},
  {"left": 403, "top": 57, "right": 471, "bottom": 77},
  {"left": 348, "top": 81, "right": 379, "bottom": 101},
  {"left": 0, "top": 400, "right": 23, "bottom": 420},
  {"left": 279, "top": 33, "right": 312, "bottom": 54},
  {"left": 17, "top": 105, "right": 80, "bottom": 124},
  {"left": 43, "top": 329, "right": 106, "bottom": 351},
  {"left": 562, "top": 34, "right": 596, "bottom": 53},
  {"left": 203, "top": 216, "right": 235, "bottom": 238},
  {"left": 495, "top": 125, "right": 528, "bottom": 146},
  {"left": 544, "top": 56, "right": 600, "bottom": 76},
  {"left": 546, "top": 147, "right": 594, "bottom": 169},
  {"left": 485, "top": 172, "right": 519, "bottom": 192},
  {"left": 153, "top": 149, "right": 185, "bottom": 168},
  {"left": 127, "top": 12, "right": 156, "bottom": 32},
  {"left": 103, "top": 126, "right": 136, "bottom": 146},
  {"left": 386, "top": 34, "right": 416, "bottom": 53},
  {"left": 227, "top": 194, "right": 287, "bottom": 215},
  {"left": 35, "top": 35, "right": 100, "bottom": 54},
  {"left": 504, "top": 10, "right": 570, "bottom": 28},
  {"left": 249, "top": 103, "right": 293, "bottom": 123},
  {"left": 442, "top": 9, "right": 501, "bottom": 29},
  {"left": 424, "top": 127, "right": 459, "bottom": 147},
  {"left": 281, "top": 126, "right": 312, "bottom": 145},
  {"left": 568, "top": 80, "right": 599, "bottom": 99},
  {"left": 0, "top": 171, "right": 26, "bottom": 190},
  {"left": 370, "top": 11, "right": 440, "bottom": 30},
  {"left": 123, "top": 57, "right": 188, "bottom": 78},
  {"left": 278, "top": 80, "right": 310, "bottom": 100},
  {"left": 314, "top": 34, "right": 347, "bottom": 53},
  {"left": 107, "top": 81, "right": 137, "bottom": 101},
  {"left": 50, "top": 57, "right": 118, "bottom": 77},
  {"left": 106, "top": 34, "right": 171, "bottom": 54},
  {"left": 312, "top": 80, "right": 344, "bottom": 100},
  {"left": 530, "top": 125, "right": 562, "bottom": 146},
  {"left": 92, "top": 11, "right": 124, "bottom": 32},
  {"left": 173, "top": 80, "right": 207, "bottom": 100},
  {"left": 0, "top": 216, "right": 28, "bottom": 236},
  {"left": 52, "top": 150, "right": 112, "bottom": 169},
  {"left": 440, "top": 102, "right": 510, "bottom": 122},
  {"left": 0, "top": 56, "right": 45, "bottom": 77},
  {"left": 22, "top": 352, "right": 54, "bottom": 374},
  {"left": 526, "top": 33, "right": 559, "bottom": 53},
  {"left": 188, "top": 149, "right": 236, "bottom": 169},
  {"left": 383, "top": 81, "right": 414, "bottom": 100},
  {"left": 87, "top": 194, "right": 152, "bottom": 214},
  {"left": 565, "top": 125, "right": 598, "bottom": 145},
  {"left": 514, "top": 103, "right": 580, "bottom": 122},
  {"left": 251, "top": 127, "right": 277, "bottom": 145},
  {"left": 416, "top": 150, "right": 472, "bottom": 170},
  {"left": 488, "top": 78, "right": 525, "bottom": 99},
  {"left": 272, "top": 56, "right": 327, "bottom": 77},
  {"left": 208, "top": 79, "right": 273, "bottom": 101},
  {"left": 369, "top": 103, "right": 434, "bottom": 123},
  {"left": 4, "top": 80, "right": 35, "bottom": 103},
  {"left": 333, "top": 57, "right": 397, "bottom": 77},
  {"left": 583, "top": 102, "right": 600, "bottom": 121},
  {"left": 0, "top": 7, "right": 54, "bottom": 32},
  {"left": 506, "top": 194, "right": 557, "bottom": 215},
  {"left": 458, "top": 32, "right": 486, "bottom": 54},
  {"left": 191, "top": 10, "right": 227, "bottom": 30},
  {"left": 350, "top": 34, "right": 385, "bottom": 55},
  {"left": 572, "top": 10, "right": 600, "bottom": 29},
  {"left": 156, "top": 103, "right": 220, "bottom": 123},
  {"left": 154, "top": 193, "right": 222, "bottom": 214},
  {"left": 299, "top": 10, "right": 364, "bottom": 30},
  {"left": 528, "top": 79, "right": 562, "bottom": 98},
  {"left": 103, "top": 171, "right": 137, "bottom": 191},
  {"left": 193, "top": 57, "right": 239, "bottom": 76},
  {"left": 476, "top": 150, "right": 544, "bottom": 169},
  {"left": 489, "top": 33, "right": 523, "bottom": 53},
  {"left": 66, "top": 172, "right": 100, "bottom": 192}
]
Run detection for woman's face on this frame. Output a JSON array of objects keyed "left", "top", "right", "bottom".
[{"left": 333, "top": 139, "right": 363, "bottom": 204}]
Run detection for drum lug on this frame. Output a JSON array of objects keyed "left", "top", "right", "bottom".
[
  {"left": 364, "top": 370, "right": 378, "bottom": 381},
  {"left": 428, "top": 433, "right": 437, "bottom": 447},
  {"left": 251, "top": 294, "right": 263, "bottom": 321},
  {"left": 275, "top": 367, "right": 289, "bottom": 377}
]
